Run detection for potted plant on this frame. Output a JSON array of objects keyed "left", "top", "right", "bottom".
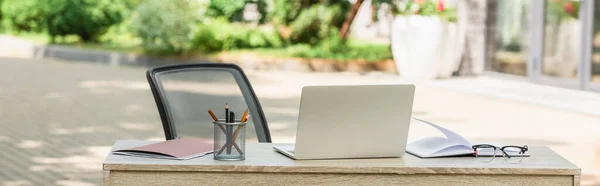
[
  {"left": 390, "top": 0, "right": 460, "bottom": 79},
  {"left": 543, "top": 0, "right": 580, "bottom": 78}
]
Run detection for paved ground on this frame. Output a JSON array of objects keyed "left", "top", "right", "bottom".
[{"left": 1, "top": 57, "right": 600, "bottom": 185}]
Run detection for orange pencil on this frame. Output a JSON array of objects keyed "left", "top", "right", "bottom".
[
  {"left": 242, "top": 114, "right": 250, "bottom": 122},
  {"left": 232, "top": 109, "right": 250, "bottom": 143},
  {"left": 207, "top": 109, "right": 219, "bottom": 121},
  {"left": 240, "top": 109, "right": 248, "bottom": 122}
]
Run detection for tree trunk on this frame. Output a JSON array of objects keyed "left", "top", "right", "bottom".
[
  {"left": 339, "top": 0, "right": 365, "bottom": 39},
  {"left": 484, "top": 0, "right": 498, "bottom": 73},
  {"left": 457, "top": 0, "right": 487, "bottom": 75}
]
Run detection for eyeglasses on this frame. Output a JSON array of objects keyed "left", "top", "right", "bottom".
[{"left": 472, "top": 144, "right": 528, "bottom": 164}]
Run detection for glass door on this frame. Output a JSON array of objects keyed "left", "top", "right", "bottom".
[
  {"left": 486, "top": 0, "right": 531, "bottom": 76},
  {"left": 587, "top": 0, "right": 600, "bottom": 91},
  {"left": 532, "top": 0, "right": 583, "bottom": 89}
]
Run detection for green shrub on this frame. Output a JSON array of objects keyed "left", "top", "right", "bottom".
[
  {"left": 247, "top": 30, "right": 267, "bottom": 48},
  {"left": 261, "top": 28, "right": 283, "bottom": 48},
  {"left": 288, "top": 38, "right": 392, "bottom": 62},
  {"left": 193, "top": 19, "right": 282, "bottom": 52},
  {"left": 546, "top": 0, "right": 580, "bottom": 20},
  {"left": 130, "top": 0, "right": 202, "bottom": 55},
  {"left": 1, "top": 0, "right": 46, "bottom": 32},
  {"left": 123, "top": 0, "right": 145, "bottom": 9},
  {"left": 270, "top": 0, "right": 350, "bottom": 45},
  {"left": 206, "top": 0, "right": 267, "bottom": 23},
  {"left": 1, "top": 0, "right": 127, "bottom": 42},
  {"left": 50, "top": 0, "right": 127, "bottom": 42},
  {"left": 396, "top": 0, "right": 458, "bottom": 22},
  {"left": 269, "top": 0, "right": 303, "bottom": 25},
  {"left": 0, "top": 0, "right": 3, "bottom": 22}
]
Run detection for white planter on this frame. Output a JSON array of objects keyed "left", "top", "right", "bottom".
[
  {"left": 542, "top": 19, "right": 580, "bottom": 78},
  {"left": 556, "top": 20, "right": 580, "bottom": 78},
  {"left": 436, "top": 22, "right": 464, "bottom": 78},
  {"left": 391, "top": 15, "right": 462, "bottom": 80}
]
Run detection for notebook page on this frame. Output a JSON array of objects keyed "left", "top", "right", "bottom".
[
  {"left": 407, "top": 137, "right": 472, "bottom": 156},
  {"left": 411, "top": 117, "right": 471, "bottom": 146}
]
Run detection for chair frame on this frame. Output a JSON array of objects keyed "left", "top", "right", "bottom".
[{"left": 146, "top": 63, "right": 272, "bottom": 142}]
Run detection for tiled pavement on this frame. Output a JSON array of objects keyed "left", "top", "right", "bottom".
[
  {"left": 0, "top": 58, "right": 163, "bottom": 185},
  {"left": 1, "top": 58, "right": 600, "bottom": 185}
]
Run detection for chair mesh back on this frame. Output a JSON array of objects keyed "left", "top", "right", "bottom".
[{"left": 147, "top": 64, "right": 270, "bottom": 142}]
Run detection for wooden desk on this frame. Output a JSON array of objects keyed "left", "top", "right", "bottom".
[{"left": 103, "top": 140, "right": 580, "bottom": 186}]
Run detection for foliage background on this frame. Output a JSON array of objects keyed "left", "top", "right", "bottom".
[
  {"left": 2, "top": 0, "right": 127, "bottom": 42},
  {"left": 0, "top": 0, "right": 393, "bottom": 62},
  {"left": 129, "top": 0, "right": 203, "bottom": 54}
]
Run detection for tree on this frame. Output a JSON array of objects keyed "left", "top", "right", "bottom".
[
  {"left": 1, "top": 0, "right": 46, "bottom": 32},
  {"left": 129, "top": 0, "right": 202, "bottom": 54},
  {"left": 458, "top": 0, "right": 487, "bottom": 75},
  {"left": 339, "top": 0, "right": 365, "bottom": 39},
  {"left": 339, "top": 0, "right": 401, "bottom": 39},
  {"left": 270, "top": 0, "right": 350, "bottom": 45},
  {"left": 0, "top": 0, "right": 3, "bottom": 22},
  {"left": 46, "top": 0, "right": 127, "bottom": 42},
  {"left": 206, "top": 0, "right": 267, "bottom": 23},
  {"left": 2, "top": 0, "right": 127, "bottom": 42}
]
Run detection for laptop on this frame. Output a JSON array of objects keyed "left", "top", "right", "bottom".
[{"left": 273, "top": 84, "right": 415, "bottom": 160}]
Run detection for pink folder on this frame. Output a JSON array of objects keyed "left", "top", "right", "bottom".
[{"left": 113, "top": 138, "right": 214, "bottom": 160}]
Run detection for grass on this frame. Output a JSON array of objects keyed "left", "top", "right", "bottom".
[
  {"left": 225, "top": 48, "right": 290, "bottom": 58},
  {"left": 2, "top": 31, "right": 141, "bottom": 53},
  {"left": 226, "top": 39, "right": 393, "bottom": 62},
  {"left": 58, "top": 42, "right": 141, "bottom": 54},
  {"left": 5, "top": 31, "right": 392, "bottom": 62},
  {"left": 290, "top": 41, "right": 392, "bottom": 62}
]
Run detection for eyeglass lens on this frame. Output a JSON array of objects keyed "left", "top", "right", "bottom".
[
  {"left": 502, "top": 147, "right": 525, "bottom": 164},
  {"left": 474, "top": 146, "right": 499, "bottom": 163}
]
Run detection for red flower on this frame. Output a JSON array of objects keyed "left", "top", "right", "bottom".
[
  {"left": 437, "top": 0, "right": 445, "bottom": 12},
  {"left": 564, "top": 2, "right": 574, "bottom": 14}
]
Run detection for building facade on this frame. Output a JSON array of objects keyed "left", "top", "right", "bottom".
[{"left": 485, "top": 0, "right": 600, "bottom": 92}]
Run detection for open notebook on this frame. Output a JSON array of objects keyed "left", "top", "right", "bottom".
[
  {"left": 112, "top": 138, "right": 213, "bottom": 160},
  {"left": 407, "top": 118, "right": 529, "bottom": 158}
]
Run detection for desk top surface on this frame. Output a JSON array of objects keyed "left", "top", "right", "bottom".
[{"left": 103, "top": 140, "right": 580, "bottom": 175}]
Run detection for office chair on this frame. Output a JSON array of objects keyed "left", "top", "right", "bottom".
[{"left": 146, "top": 63, "right": 271, "bottom": 142}]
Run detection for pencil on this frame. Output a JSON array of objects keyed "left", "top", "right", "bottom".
[
  {"left": 240, "top": 109, "right": 248, "bottom": 122},
  {"left": 232, "top": 123, "right": 244, "bottom": 142},
  {"left": 207, "top": 109, "right": 219, "bottom": 121},
  {"left": 210, "top": 108, "right": 227, "bottom": 134},
  {"left": 219, "top": 110, "right": 247, "bottom": 156},
  {"left": 232, "top": 110, "right": 249, "bottom": 142},
  {"left": 242, "top": 114, "right": 250, "bottom": 123}
]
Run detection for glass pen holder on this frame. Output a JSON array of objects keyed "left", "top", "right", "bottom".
[{"left": 213, "top": 119, "right": 246, "bottom": 160}]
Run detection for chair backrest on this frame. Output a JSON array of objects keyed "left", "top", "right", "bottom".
[{"left": 146, "top": 63, "right": 271, "bottom": 142}]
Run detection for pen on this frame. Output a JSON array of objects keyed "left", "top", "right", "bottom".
[
  {"left": 226, "top": 111, "right": 235, "bottom": 154},
  {"left": 225, "top": 103, "right": 229, "bottom": 123}
]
